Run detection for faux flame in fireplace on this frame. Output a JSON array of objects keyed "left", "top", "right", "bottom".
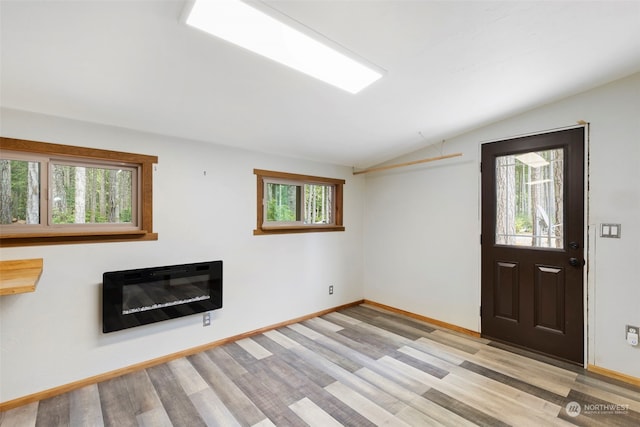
[{"left": 102, "top": 261, "right": 222, "bottom": 333}]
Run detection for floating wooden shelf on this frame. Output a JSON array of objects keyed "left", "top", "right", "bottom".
[{"left": 0, "top": 258, "right": 43, "bottom": 295}]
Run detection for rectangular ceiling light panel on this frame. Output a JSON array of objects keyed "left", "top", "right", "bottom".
[{"left": 185, "top": 0, "right": 383, "bottom": 93}]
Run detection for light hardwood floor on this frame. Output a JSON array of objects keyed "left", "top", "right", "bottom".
[{"left": 1, "top": 304, "right": 639, "bottom": 426}]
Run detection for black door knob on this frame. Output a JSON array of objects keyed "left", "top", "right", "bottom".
[{"left": 569, "top": 257, "right": 583, "bottom": 267}]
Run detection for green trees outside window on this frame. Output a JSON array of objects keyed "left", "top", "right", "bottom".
[
  {"left": 266, "top": 182, "right": 333, "bottom": 225},
  {"left": 0, "top": 159, "right": 40, "bottom": 225},
  {"left": 50, "top": 163, "right": 134, "bottom": 225},
  {"left": 0, "top": 159, "right": 136, "bottom": 227}
]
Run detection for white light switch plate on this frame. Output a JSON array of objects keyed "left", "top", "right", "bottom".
[{"left": 601, "top": 223, "right": 621, "bottom": 238}]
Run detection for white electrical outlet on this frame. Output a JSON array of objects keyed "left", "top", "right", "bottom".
[
  {"left": 203, "top": 312, "right": 211, "bottom": 327},
  {"left": 626, "top": 325, "right": 638, "bottom": 346}
]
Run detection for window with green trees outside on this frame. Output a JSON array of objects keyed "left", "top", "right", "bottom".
[
  {"left": 0, "top": 137, "right": 157, "bottom": 247},
  {"left": 254, "top": 169, "right": 344, "bottom": 235}
]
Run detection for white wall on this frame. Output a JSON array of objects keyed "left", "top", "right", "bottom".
[
  {"left": 0, "top": 109, "right": 366, "bottom": 402},
  {"left": 363, "top": 72, "right": 640, "bottom": 378}
]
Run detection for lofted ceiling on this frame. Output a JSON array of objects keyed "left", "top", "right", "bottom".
[{"left": 1, "top": 0, "right": 639, "bottom": 168}]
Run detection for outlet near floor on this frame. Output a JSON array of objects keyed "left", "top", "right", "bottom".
[
  {"left": 329, "top": 285, "right": 334, "bottom": 295},
  {"left": 625, "top": 325, "right": 639, "bottom": 346}
]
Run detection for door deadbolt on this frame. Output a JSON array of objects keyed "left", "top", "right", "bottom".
[{"left": 569, "top": 257, "right": 584, "bottom": 267}]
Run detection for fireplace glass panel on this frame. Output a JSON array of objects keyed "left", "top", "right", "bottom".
[{"left": 122, "top": 275, "right": 211, "bottom": 315}]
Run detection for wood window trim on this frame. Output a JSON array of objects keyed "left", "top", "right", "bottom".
[
  {"left": 253, "top": 169, "right": 345, "bottom": 235},
  {"left": 0, "top": 137, "right": 158, "bottom": 247}
]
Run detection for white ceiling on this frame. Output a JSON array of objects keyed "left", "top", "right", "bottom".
[{"left": 2, "top": 1, "right": 639, "bottom": 168}]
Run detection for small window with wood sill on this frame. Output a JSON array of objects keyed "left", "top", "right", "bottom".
[
  {"left": 0, "top": 137, "right": 157, "bottom": 246},
  {"left": 254, "top": 169, "right": 345, "bottom": 235}
]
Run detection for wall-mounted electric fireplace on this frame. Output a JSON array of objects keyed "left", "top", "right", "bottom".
[{"left": 103, "top": 261, "right": 222, "bottom": 333}]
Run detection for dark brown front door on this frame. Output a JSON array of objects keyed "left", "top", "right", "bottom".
[{"left": 481, "top": 127, "right": 585, "bottom": 364}]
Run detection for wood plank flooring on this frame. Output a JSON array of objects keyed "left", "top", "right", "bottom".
[{"left": 2, "top": 304, "right": 639, "bottom": 426}]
